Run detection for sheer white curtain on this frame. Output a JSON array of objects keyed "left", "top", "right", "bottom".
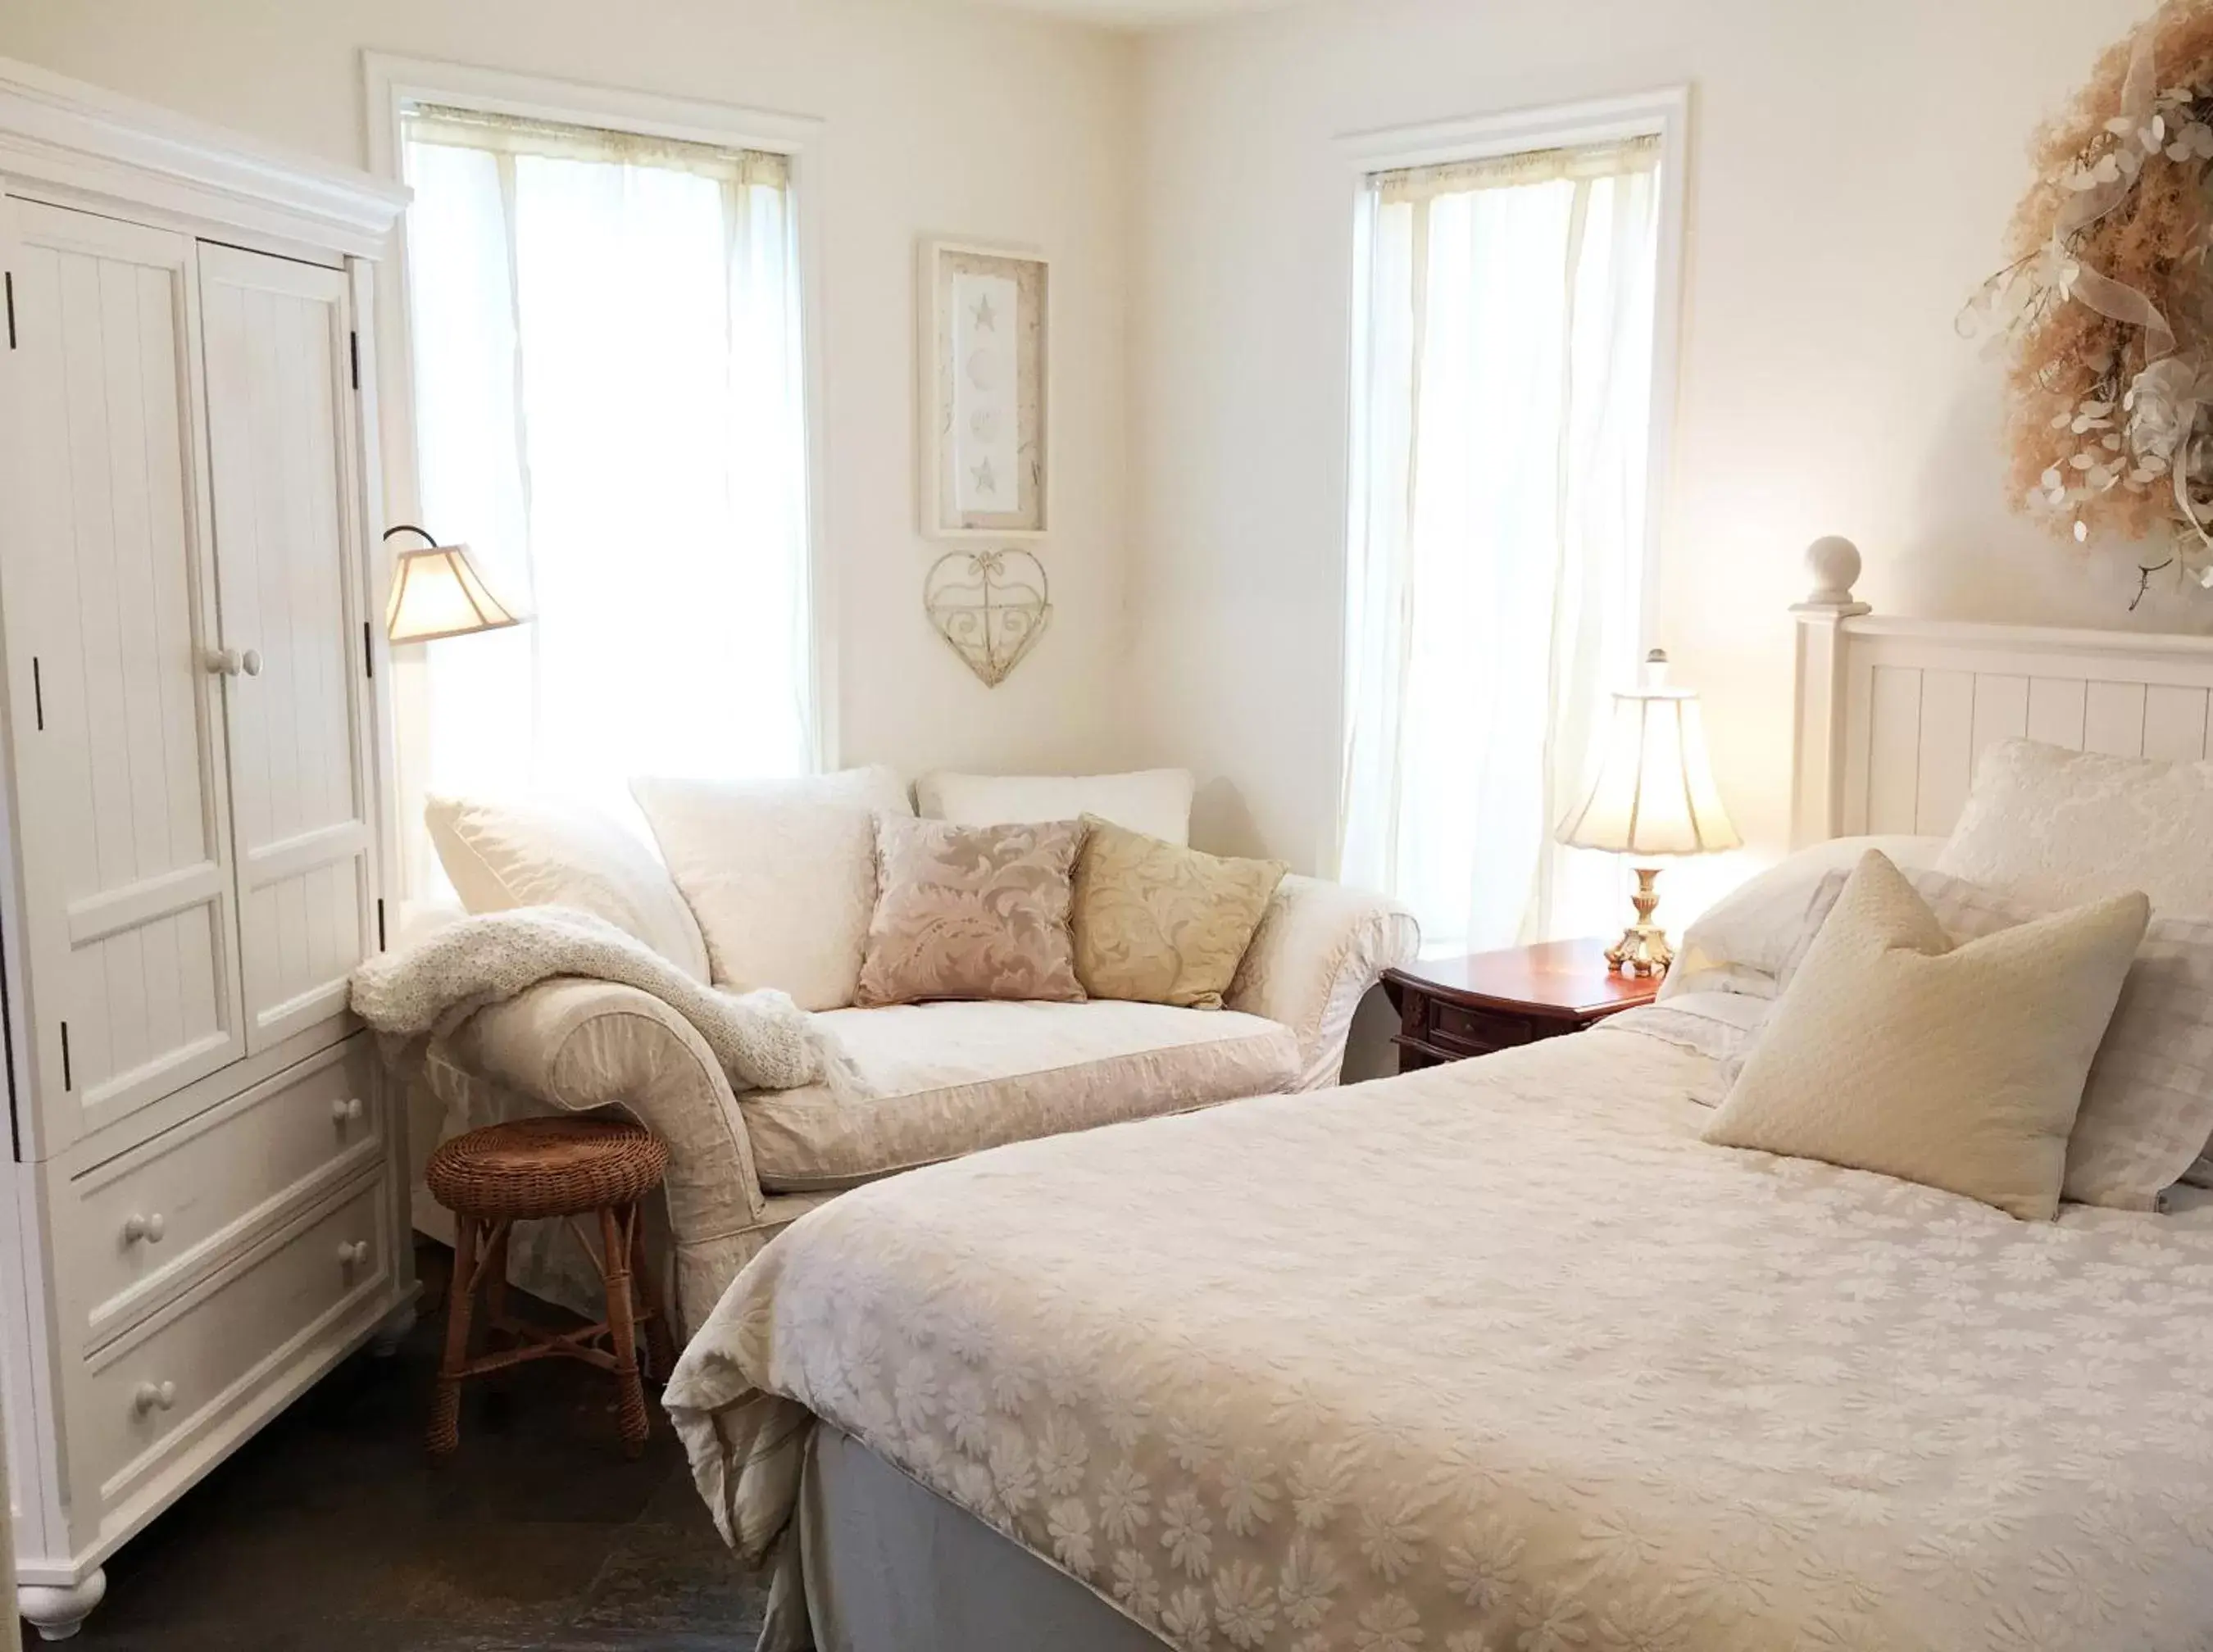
[
  {"left": 1339, "top": 137, "right": 1661, "bottom": 956},
  {"left": 398, "top": 109, "right": 811, "bottom": 889}
]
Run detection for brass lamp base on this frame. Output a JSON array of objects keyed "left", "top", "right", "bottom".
[{"left": 1605, "top": 866, "right": 1673, "bottom": 978}]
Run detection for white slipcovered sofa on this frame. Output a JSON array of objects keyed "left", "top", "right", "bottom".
[{"left": 410, "top": 769, "right": 1418, "bottom": 1334}]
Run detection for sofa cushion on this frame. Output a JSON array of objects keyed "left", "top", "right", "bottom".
[
  {"left": 741, "top": 1000, "right": 1301, "bottom": 1191},
  {"left": 425, "top": 793, "right": 711, "bottom": 981},
  {"left": 916, "top": 769, "right": 1194, "bottom": 846},
  {"left": 857, "top": 817, "right": 1088, "bottom": 1007},
  {"left": 1073, "top": 815, "right": 1287, "bottom": 1008},
  {"left": 632, "top": 766, "right": 911, "bottom": 1011}
]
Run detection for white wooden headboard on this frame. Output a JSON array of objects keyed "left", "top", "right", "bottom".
[{"left": 1793, "top": 537, "right": 2213, "bottom": 846}]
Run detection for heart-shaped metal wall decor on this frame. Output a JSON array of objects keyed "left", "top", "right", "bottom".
[{"left": 924, "top": 548, "right": 1052, "bottom": 688}]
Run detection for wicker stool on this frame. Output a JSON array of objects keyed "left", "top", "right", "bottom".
[{"left": 424, "top": 1117, "right": 676, "bottom": 1461}]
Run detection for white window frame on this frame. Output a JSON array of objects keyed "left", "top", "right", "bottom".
[
  {"left": 1329, "top": 85, "right": 1691, "bottom": 873},
  {"left": 360, "top": 53, "right": 836, "bottom": 773}
]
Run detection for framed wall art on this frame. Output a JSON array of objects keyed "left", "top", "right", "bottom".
[{"left": 920, "top": 238, "right": 1049, "bottom": 538}]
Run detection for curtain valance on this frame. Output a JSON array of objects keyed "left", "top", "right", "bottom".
[
  {"left": 406, "top": 104, "right": 790, "bottom": 188},
  {"left": 1372, "top": 134, "right": 1657, "bottom": 206}
]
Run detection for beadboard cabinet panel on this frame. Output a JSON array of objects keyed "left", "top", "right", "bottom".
[
  {"left": 198, "top": 244, "right": 376, "bottom": 1053},
  {"left": 0, "top": 200, "right": 245, "bottom": 1154}
]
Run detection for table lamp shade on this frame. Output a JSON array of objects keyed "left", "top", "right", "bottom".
[
  {"left": 385, "top": 538, "right": 522, "bottom": 644},
  {"left": 1557, "top": 654, "right": 1740, "bottom": 858}
]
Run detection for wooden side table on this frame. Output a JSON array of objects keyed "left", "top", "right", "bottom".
[{"left": 1384, "top": 938, "right": 1661, "bottom": 1070}]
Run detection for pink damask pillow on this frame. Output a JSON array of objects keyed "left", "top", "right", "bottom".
[{"left": 855, "top": 816, "right": 1088, "bottom": 1007}]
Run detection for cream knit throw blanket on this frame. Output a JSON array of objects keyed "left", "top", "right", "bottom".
[{"left": 349, "top": 906, "right": 866, "bottom": 1100}]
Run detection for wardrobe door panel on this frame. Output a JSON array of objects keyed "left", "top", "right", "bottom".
[
  {"left": 197, "top": 244, "right": 374, "bottom": 1052},
  {"left": 0, "top": 200, "right": 246, "bottom": 1152}
]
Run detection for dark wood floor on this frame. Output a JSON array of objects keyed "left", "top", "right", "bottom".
[{"left": 65, "top": 1241, "right": 766, "bottom": 1651}]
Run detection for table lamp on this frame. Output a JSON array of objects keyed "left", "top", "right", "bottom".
[
  {"left": 1555, "top": 648, "right": 1740, "bottom": 976},
  {"left": 384, "top": 524, "right": 524, "bottom": 643}
]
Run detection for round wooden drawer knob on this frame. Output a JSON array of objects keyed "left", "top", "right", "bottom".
[
  {"left": 132, "top": 1380, "right": 177, "bottom": 1414},
  {"left": 337, "top": 1239, "right": 370, "bottom": 1269},
  {"left": 121, "top": 1212, "right": 165, "bottom": 1245},
  {"left": 330, "top": 1096, "right": 365, "bottom": 1124}
]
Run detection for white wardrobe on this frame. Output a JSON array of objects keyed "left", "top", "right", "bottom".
[{"left": 0, "top": 60, "right": 411, "bottom": 1639}]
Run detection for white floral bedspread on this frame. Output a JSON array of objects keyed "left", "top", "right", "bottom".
[{"left": 665, "top": 1019, "right": 2213, "bottom": 1652}]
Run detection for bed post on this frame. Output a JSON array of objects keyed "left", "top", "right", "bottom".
[{"left": 1790, "top": 538, "right": 1870, "bottom": 849}]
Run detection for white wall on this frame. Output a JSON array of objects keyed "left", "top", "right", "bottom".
[
  {"left": 0, "top": 0, "right": 1138, "bottom": 783},
  {"left": 4, "top": 0, "right": 2187, "bottom": 897},
  {"left": 1130, "top": 0, "right": 2165, "bottom": 884}
]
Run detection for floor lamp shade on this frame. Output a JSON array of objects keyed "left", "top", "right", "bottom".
[{"left": 384, "top": 525, "right": 523, "bottom": 645}]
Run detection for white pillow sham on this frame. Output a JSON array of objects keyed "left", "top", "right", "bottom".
[
  {"left": 1942, "top": 739, "right": 2213, "bottom": 1191},
  {"left": 1940, "top": 738, "right": 2213, "bottom": 915},
  {"left": 1657, "top": 834, "right": 1948, "bottom": 1003},
  {"left": 916, "top": 769, "right": 1194, "bottom": 846},
  {"left": 1602, "top": 993, "right": 1772, "bottom": 1105},
  {"left": 1771, "top": 861, "right": 2213, "bottom": 1212},
  {"left": 632, "top": 766, "right": 912, "bottom": 1011},
  {"left": 424, "top": 793, "right": 711, "bottom": 982}
]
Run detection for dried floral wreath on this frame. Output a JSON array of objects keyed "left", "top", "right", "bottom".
[{"left": 1965, "top": 1, "right": 2213, "bottom": 603}]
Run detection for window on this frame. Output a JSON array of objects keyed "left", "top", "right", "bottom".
[
  {"left": 1338, "top": 124, "right": 1670, "bottom": 956},
  {"left": 396, "top": 103, "right": 813, "bottom": 883}
]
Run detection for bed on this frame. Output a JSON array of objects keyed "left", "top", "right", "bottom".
[{"left": 665, "top": 551, "right": 2213, "bottom": 1651}]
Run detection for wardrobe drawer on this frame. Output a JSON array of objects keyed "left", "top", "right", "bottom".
[
  {"left": 80, "top": 1176, "right": 389, "bottom": 1514},
  {"left": 66, "top": 1035, "right": 381, "bottom": 1349}
]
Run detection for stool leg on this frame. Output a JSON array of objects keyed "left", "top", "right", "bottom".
[
  {"left": 600, "top": 1204, "right": 649, "bottom": 1458},
  {"left": 429, "top": 1214, "right": 482, "bottom": 1461},
  {"left": 483, "top": 1219, "right": 511, "bottom": 1343},
  {"left": 631, "top": 1210, "right": 677, "bottom": 1381}
]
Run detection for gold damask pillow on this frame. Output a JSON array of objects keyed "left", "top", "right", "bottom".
[
  {"left": 856, "top": 816, "right": 1087, "bottom": 1007},
  {"left": 1071, "top": 815, "right": 1287, "bottom": 1009}
]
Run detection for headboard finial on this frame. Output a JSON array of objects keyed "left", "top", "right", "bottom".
[{"left": 1796, "top": 536, "right": 1871, "bottom": 616}]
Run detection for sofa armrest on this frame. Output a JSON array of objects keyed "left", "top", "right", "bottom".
[
  {"left": 1227, "top": 875, "right": 1420, "bottom": 1089},
  {"left": 438, "top": 977, "right": 767, "bottom": 1332}
]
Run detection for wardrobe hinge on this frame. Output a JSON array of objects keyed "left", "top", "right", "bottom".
[
  {"left": 362, "top": 620, "right": 373, "bottom": 679},
  {"left": 57, "top": 1020, "right": 70, "bottom": 1092},
  {"left": 348, "top": 330, "right": 360, "bottom": 390},
  {"left": 4, "top": 271, "right": 15, "bottom": 350},
  {"left": 376, "top": 898, "right": 386, "bottom": 952},
  {"left": 30, "top": 657, "right": 42, "bottom": 731}
]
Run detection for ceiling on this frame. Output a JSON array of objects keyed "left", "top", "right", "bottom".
[{"left": 964, "top": 0, "right": 1297, "bottom": 30}]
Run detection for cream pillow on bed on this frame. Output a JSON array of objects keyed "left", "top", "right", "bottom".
[
  {"left": 1704, "top": 851, "right": 2148, "bottom": 1221},
  {"left": 1769, "top": 864, "right": 2213, "bottom": 1212}
]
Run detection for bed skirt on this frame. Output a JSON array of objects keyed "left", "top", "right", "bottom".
[{"left": 790, "top": 1424, "right": 1169, "bottom": 1652}]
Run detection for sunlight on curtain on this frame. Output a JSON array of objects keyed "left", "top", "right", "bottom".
[
  {"left": 399, "top": 109, "right": 811, "bottom": 891},
  {"left": 1339, "top": 137, "right": 1661, "bottom": 956}
]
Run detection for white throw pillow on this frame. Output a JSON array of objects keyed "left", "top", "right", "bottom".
[
  {"left": 1939, "top": 738, "right": 2213, "bottom": 915},
  {"left": 916, "top": 769, "right": 1194, "bottom": 846},
  {"left": 1658, "top": 834, "right": 1948, "bottom": 1002},
  {"left": 1704, "top": 851, "right": 2148, "bottom": 1222},
  {"left": 1771, "top": 863, "right": 2213, "bottom": 1211},
  {"left": 631, "top": 766, "right": 911, "bottom": 1011},
  {"left": 424, "top": 794, "right": 710, "bottom": 982}
]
